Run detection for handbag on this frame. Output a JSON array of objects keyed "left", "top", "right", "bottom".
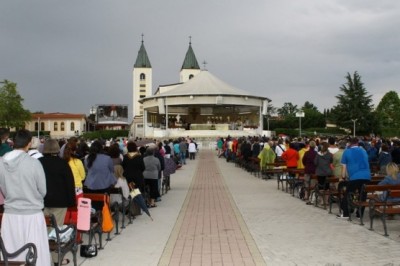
[
  {"left": 48, "top": 225, "right": 74, "bottom": 243},
  {"left": 80, "top": 244, "right": 97, "bottom": 258},
  {"left": 130, "top": 188, "right": 141, "bottom": 198},
  {"left": 102, "top": 194, "right": 114, "bottom": 233}
]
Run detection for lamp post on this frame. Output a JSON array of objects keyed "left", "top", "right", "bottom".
[
  {"left": 37, "top": 116, "right": 40, "bottom": 138},
  {"left": 90, "top": 106, "right": 97, "bottom": 131},
  {"left": 296, "top": 111, "right": 305, "bottom": 137},
  {"left": 351, "top": 119, "right": 357, "bottom": 137}
]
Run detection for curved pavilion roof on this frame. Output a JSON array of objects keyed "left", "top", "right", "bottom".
[{"left": 139, "top": 70, "right": 270, "bottom": 102}]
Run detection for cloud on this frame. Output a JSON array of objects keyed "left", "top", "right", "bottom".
[{"left": 1, "top": 0, "right": 399, "bottom": 118}]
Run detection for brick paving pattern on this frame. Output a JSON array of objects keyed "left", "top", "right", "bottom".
[{"left": 162, "top": 151, "right": 265, "bottom": 266}]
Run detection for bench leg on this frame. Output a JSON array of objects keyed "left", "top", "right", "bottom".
[{"left": 381, "top": 214, "right": 389, "bottom": 237}]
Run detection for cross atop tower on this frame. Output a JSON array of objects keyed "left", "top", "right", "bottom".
[
  {"left": 202, "top": 60, "right": 207, "bottom": 70},
  {"left": 141, "top": 33, "right": 144, "bottom": 44},
  {"left": 189, "top": 35, "right": 192, "bottom": 45}
]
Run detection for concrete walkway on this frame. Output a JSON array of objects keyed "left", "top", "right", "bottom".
[{"left": 73, "top": 150, "right": 400, "bottom": 266}]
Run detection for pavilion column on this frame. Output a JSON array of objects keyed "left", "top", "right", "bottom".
[
  {"left": 165, "top": 105, "right": 168, "bottom": 130},
  {"left": 259, "top": 104, "right": 263, "bottom": 136},
  {"left": 144, "top": 110, "right": 148, "bottom": 138}
]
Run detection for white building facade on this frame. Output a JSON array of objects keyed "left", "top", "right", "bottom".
[{"left": 130, "top": 39, "right": 270, "bottom": 139}]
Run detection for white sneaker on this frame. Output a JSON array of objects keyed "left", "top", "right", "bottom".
[{"left": 336, "top": 214, "right": 349, "bottom": 219}]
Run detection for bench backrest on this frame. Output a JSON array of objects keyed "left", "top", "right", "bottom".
[
  {"left": 364, "top": 184, "right": 400, "bottom": 193},
  {"left": 389, "top": 190, "right": 400, "bottom": 198},
  {"left": 83, "top": 193, "right": 107, "bottom": 203}
]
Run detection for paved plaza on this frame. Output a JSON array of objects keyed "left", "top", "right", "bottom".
[{"left": 72, "top": 149, "right": 400, "bottom": 266}]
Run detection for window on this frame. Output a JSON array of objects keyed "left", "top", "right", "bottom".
[
  {"left": 70, "top": 122, "right": 75, "bottom": 131},
  {"left": 61, "top": 122, "right": 65, "bottom": 131},
  {"left": 140, "top": 73, "right": 146, "bottom": 80},
  {"left": 140, "top": 84, "right": 146, "bottom": 87},
  {"left": 189, "top": 74, "right": 194, "bottom": 79},
  {"left": 140, "top": 89, "right": 146, "bottom": 93},
  {"left": 41, "top": 122, "right": 45, "bottom": 131},
  {"left": 54, "top": 122, "right": 58, "bottom": 131},
  {"left": 140, "top": 95, "right": 145, "bottom": 98},
  {"left": 35, "top": 122, "right": 39, "bottom": 131}
]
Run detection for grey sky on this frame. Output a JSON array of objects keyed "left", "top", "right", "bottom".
[{"left": 1, "top": 0, "right": 399, "bottom": 119}]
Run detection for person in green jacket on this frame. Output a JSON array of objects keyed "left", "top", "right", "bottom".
[{"left": 258, "top": 142, "right": 276, "bottom": 170}]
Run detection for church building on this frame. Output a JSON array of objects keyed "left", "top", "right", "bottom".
[{"left": 130, "top": 38, "right": 270, "bottom": 139}]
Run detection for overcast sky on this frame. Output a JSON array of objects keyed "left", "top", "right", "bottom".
[{"left": 1, "top": 1, "right": 399, "bottom": 119}]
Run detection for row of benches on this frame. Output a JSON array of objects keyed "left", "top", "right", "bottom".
[
  {"left": 0, "top": 212, "right": 75, "bottom": 266},
  {"left": 234, "top": 156, "right": 400, "bottom": 237},
  {"left": 0, "top": 187, "right": 136, "bottom": 266}
]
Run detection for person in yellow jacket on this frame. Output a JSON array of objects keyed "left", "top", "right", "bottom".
[
  {"left": 297, "top": 141, "right": 309, "bottom": 169},
  {"left": 62, "top": 142, "right": 86, "bottom": 241}
]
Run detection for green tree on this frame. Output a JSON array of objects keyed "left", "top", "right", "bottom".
[
  {"left": 0, "top": 80, "right": 31, "bottom": 128},
  {"left": 277, "top": 102, "right": 298, "bottom": 117},
  {"left": 376, "top": 91, "right": 400, "bottom": 128},
  {"left": 301, "top": 101, "right": 325, "bottom": 128},
  {"left": 331, "top": 72, "right": 374, "bottom": 134}
]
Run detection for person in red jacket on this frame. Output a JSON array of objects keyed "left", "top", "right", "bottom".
[
  {"left": 282, "top": 142, "right": 299, "bottom": 169},
  {"left": 281, "top": 142, "right": 300, "bottom": 192}
]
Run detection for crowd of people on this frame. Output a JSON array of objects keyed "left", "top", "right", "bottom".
[
  {"left": 0, "top": 127, "right": 198, "bottom": 266},
  {"left": 217, "top": 134, "right": 400, "bottom": 218}
]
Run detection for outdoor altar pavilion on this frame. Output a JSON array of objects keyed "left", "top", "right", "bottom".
[{"left": 137, "top": 70, "right": 271, "bottom": 139}]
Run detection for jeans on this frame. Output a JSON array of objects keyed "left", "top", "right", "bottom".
[
  {"left": 340, "top": 179, "right": 370, "bottom": 217},
  {"left": 180, "top": 152, "right": 186, "bottom": 164}
]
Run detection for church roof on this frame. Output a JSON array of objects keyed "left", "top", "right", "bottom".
[
  {"left": 144, "top": 70, "right": 268, "bottom": 100},
  {"left": 181, "top": 43, "right": 200, "bottom": 70},
  {"left": 134, "top": 42, "right": 152, "bottom": 68}
]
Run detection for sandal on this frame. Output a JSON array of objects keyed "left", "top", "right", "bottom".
[
  {"left": 61, "top": 258, "right": 70, "bottom": 265},
  {"left": 149, "top": 204, "right": 157, "bottom": 208},
  {"left": 306, "top": 201, "right": 312, "bottom": 205}
]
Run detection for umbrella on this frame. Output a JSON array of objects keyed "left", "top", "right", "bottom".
[
  {"left": 129, "top": 183, "right": 153, "bottom": 221},
  {"left": 132, "top": 193, "right": 153, "bottom": 221}
]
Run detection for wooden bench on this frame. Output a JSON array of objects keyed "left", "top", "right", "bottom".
[
  {"left": 286, "top": 169, "right": 304, "bottom": 196},
  {"left": 262, "top": 161, "right": 285, "bottom": 180},
  {"left": 245, "top": 157, "right": 261, "bottom": 177},
  {"left": 82, "top": 192, "right": 120, "bottom": 242},
  {"left": 0, "top": 235, "right": 37, "bottom": 266},
  {"left": 310, "top": 176, "right": 339, "bottom": 210},
  {"left": 80, "top": 193, "right": 104, "bottom": 249},
  {"left": 348, "top": 184, "right": 400, "bottom": 225},
  {"left": 45, "top": 214, "right": 77, "bottom": 266},
  {"left": 368, "top": 188, "right": 400, "bottom": 236},
  {"left": 108, "top": 187, "right": 131, "bottom": 229}
]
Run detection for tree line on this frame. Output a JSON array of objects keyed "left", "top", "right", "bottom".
[
  {"left": 1, "top": 72, "right": 400, "bottom": 137},
  {"left": 265, "top": 72, "right": 400, "bottom": 137}
]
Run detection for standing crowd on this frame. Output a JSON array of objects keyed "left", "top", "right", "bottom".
[
  {"left": 0, "top": 127, "right": 198, "bottom": 266},
  {"left": 217, "top": 134, "right": 400, "bottom": 218}
]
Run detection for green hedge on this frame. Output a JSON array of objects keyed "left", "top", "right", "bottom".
[
  {"left": 380, "top": 128, "right": 400, "bottom": 138},
  {"left": 82, "top": 130, "right": 129, "bottom": 140},
  {"left": 273, "top": 128, "right": 347, "bottom": 138}
]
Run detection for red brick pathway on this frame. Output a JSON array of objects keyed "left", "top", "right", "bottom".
[{"left": 159, "top": 151, "right": 265, "bottom": 266}]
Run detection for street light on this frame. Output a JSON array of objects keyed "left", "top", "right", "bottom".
[
  {"left": 90, "top": 106, "right": 97, "bottom": 131},
  {"left": 296, "top": 111, "right": 305, "bottom": 137},
  {"left": 37, "top": 116, "right": 40, "bottom": 138},
  {"left": 351, "top": 119, "right": 357, "bottom": 137}
]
